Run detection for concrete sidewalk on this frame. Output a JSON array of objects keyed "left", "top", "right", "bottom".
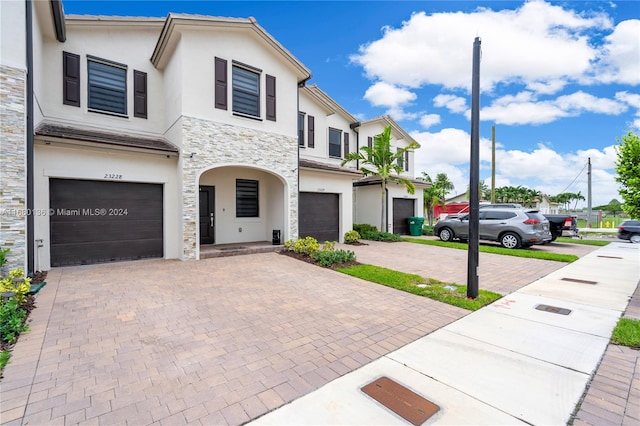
[{"left": 250, "top": 242, "right": 640, "bottom": 425}]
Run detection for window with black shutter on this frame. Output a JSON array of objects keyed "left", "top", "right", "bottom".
[
  {"left": 214, "top": 57, "right": 227, "bottom": 110},
  {"left": 298, "top": 112, "right": 305, "bottom": 146},
  {"left": 266, "top": 74, "right": 276, "bottom": 121},
  {"left": 232, "top": 63, "right": 260, "bottom": 118},
  {"left": 397, "top": 148, "right": 404, "bottom": 168},
  {"left": 87, "top": 55, "right": 127, "bottom": 115},
  {"left": 405, "top": 151, "right": 409, "bottom": 171},
  {"left": 329, "top": 128, "right": 341, "bottom": 158},
  {"left": 236, "top": 179, "right": 259, "bottom": 218},
  {"left": 63, "top": 51, "right": 80, "bottom": 107},
  {"left": 308, "top": 115, "right": 315, "bottom": 148},
  {"left": 133, "top": 70, "right": 147, "bottom": 119},
  {"left": 344, "top": 133, "right": 350, "bottom": 157}
]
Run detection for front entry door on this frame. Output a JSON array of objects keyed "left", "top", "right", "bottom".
[{"left": 199, "top": 186, "right": 215, "bottom": 244}]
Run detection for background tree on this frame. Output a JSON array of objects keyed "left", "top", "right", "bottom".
[
  {"left": 615, "top": 131, "right": 640, "bottom": 218},
  {"left": 593, "top": 199, "right": 623, "bottom": 217},
  {"left": 418, "top": 173, "right": 440, "bottom": 226},
  {"left": 434, "top": 173, "right": 455, "bottom": 203},
  {"left": 342, "top": 125, "right": 419, "bottom": 231}
]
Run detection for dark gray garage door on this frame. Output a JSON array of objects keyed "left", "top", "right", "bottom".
[
  {"left": 393, "top": 198, "right": 415, "bottom": 235},
  {"left": 299, "top": 192, "right": 339, "bottom": 242},
  {"left": 50, "top": 179, "right": 163, "bottom": 266}
]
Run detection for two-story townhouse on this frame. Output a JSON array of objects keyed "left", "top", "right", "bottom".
[
  {"left": 1, "top": 1, "right": 311, "bottom": 270},
  {"left": 297, "top": 84, "right": 362, "bottom": 242},
  {"left": 352, "top": 116, "right": 427, "bottom": 234}
]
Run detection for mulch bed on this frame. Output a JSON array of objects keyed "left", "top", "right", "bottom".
[{"left": 279, "top": 250, "right": 361, "bottom": 270}]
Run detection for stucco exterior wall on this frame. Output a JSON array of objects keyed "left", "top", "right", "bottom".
[{"left": 181, "top": 116, "right": 298, "bottom": 259}]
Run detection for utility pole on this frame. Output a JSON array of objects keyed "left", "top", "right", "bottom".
[
  {"left": 467, "top": 37, "right": 481, "bottom": 299},
  {"left": 587, "top": 157, "right": 592, "bottom": 228},
  {"left": 491, "top": 125, "right": 496, "bottom": 204}
]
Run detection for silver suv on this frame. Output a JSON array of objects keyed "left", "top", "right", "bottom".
[{"left": 434, "top": 207, "right": 552, "bottom": 249}]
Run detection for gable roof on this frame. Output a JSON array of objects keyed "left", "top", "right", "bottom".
[
  {"left": 300, "top": 85, "right": 358, "bottom": 123},
  {"left": 360, "top": 115, "right": 420, "bottom": 148},
  {"left": 150, "top": 13, "right": 311, "bottom": 81}
]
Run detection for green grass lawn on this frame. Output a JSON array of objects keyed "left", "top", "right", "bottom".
[
  {"left": 336, "top": 264, "right": 502, "bottom": 311},
  {"left": 403, "top": 237, "right": 579, "bottom": 263},
  {"left": 555, "top": 237, "right": 610, "bottom": 246},
  {"left": 611, "top": 318, "right": 640, "bottom": 348}
]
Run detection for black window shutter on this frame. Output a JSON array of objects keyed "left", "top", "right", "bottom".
[
  {"left": 308, "top": 115, "right": 315, "bottom": 148},
  {"left": 214, "top": 57, "right": 227, "bottom": 110},
  {"left": 405, "top": 151, "right": 409, "bottom": 171},
  {"left": 63, "top": 51, "right": 80, "bottom": 107},
  {"left": 133, "top": 70, "right": 147, "bottom": 119},
  {"left": 367, "top": 136, "right": 372, "bottom": 149},
  {"left": 344, "top": 132, "right": 349, "bottom": 157},
  {"left": 266, "top": 74, "right": 276, "bottom": 121}
]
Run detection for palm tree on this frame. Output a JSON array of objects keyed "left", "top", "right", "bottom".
[
  {"left": 342, "top": 125, "right": 419, "bottom": 231},
  {"left": 418, "top": 172, "right": 442, "bottom": 226},
  {"left": 572, "top": 191, "right": 585, "bottom": 211},
  {"left": 434, "top": 173, "right": 455, "bottom": 204}
]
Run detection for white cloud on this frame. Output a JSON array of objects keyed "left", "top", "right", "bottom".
[
  {"left": 593, "top": 19, "right": 640, "bottom": 85},
  {"left": 411, "top": 127, "right": 621, "bottom": 206},
  {"left": 433, "top": 94, "right": 467, "bottom": 113},
  {"left": 363, "top": 81, "right": 416, "bottom": 107},
  {"left": 351, "top": 0, "right": 615, "bottom": 94},
  {"left": 419, "top": 114, "right": 441, "bottom": 129}
]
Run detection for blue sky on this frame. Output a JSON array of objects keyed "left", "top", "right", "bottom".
[{"left": 62, "top": 1, "right": 639, "bottom": 207}]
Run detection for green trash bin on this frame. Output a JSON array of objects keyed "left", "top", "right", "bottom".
[{"left": 408, "top": 216, "right": 425, "bottom": 236}]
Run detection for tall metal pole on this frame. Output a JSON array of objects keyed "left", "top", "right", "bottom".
[
  {"left": 491, "top": 125, "right": 496, "bottom": 204},
  {"left": 587, "top": 157, "right": 592, "bottom": 228},
  {"left": 467, "top": 37, "right": 481, "bottom": 299}
]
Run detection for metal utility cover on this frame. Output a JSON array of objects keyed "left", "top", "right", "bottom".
[
  {"left": 361, "top": 376, "right": 439, "bottom": 425},
  {"left": 597, "top": 255, "right": 622, "bottom": 259},
  {"left": 561, "top": 277, "right": 598, "bottom": 285},
  {"left": 535, "top": 304, "right": 572, "bottom": 315}
]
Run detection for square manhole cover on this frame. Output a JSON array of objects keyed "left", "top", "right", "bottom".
[
  {"left": 535, "top": 304, "right": 572, "bottom": 315},
  {"left": 361, "top": 377, "right": 439, "bottom": 425}
]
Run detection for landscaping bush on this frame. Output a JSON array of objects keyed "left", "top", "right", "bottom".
[
  {"left": 0, "top": 268, "right": 31, "bottom": 305},
  {"left": 0, "top": 299, "right": 29, "bottom": 345},
  {"left": 312, "top": 249, "right": 356, "bottom": 267},
  {"left": 287, "top": 236, "right": 320, "bottom": 256},
  {"left": 322, "top": 241, "right": 336, "bottom": 252},
  {"left": 360, "top": 230, "right": 403, "bottom": 242},
  {"left": 353, "top": 224, "right": 377, "bottom": 234},
  {"left": 422, "top": 225, "right": 435, "bottom": 236},
  {"left": 344, "top": 230, "right": 360, "bottom": 243}
]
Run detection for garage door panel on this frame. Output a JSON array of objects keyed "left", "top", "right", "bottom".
[
  {"left": 393, "top": 198, "right": 415, "bottom": 235},
  {"left": 50, "top": 220, "right": 163, "bottom": 244},
  {"left": 299, "top": 192, "right": 339, "bottom": 242},
  {"left": 51, "top": 240, "right": 163, "bottom": 267},
  {"left": 50, "top": 179, "right": 163, "bottom": 266}
]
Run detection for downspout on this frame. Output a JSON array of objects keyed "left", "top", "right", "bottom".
[
  {"left": 26, "top": 0, "right": 35, "bottom": 275},
  {"left": 349, "top": 121, "right": 360, "bottom": 169},
  {"left": 385, "top": 186, "right": 389, "bottom": 233},
  {"left": 296, "top": 76, "right": 311, "bottom": 239}
]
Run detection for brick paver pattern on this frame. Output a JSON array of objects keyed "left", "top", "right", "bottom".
[{"left": 1, "top": 252, "right": 469, "bottom": 425}]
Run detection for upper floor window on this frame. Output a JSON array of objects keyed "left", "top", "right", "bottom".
[
  {"left": 87, "top": 56, "right": 127, "bottom": 116},
  {"left": 236, "top": 179, "right": 259, "bottom": 218},
  {"left": 329, "top": 128, "right": 342, "bottom": 158},
  {"left": 232, "top": 64, "right": 260, "bottom": 118},
  {"left": 397, "top": 148, "right": 404, "bottom": 169},
  {"left": 298, "top": 112, "right": 305, "bottom": 147}
]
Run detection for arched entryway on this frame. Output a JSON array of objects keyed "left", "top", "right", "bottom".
[{"left": 196, "top": 165, "right": 288, "bottom": 258}]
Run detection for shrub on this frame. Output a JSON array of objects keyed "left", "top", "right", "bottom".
[
  {"left": 322, "top": 241, "right": 336, "bottom": 252},
  {"left": 0, "top": 247, "right": 8, "bottom": 268},
  {"left": 422, "top": 225, "right": 435, "bottom": 236},
  {"left": 360, "top": 231, "right": 403, "bottom": 242},
  {"left": 293, "top": 237, "right": 320, "bottom": 256},
  {"left": 0, "top": 299, "right": 29, "bottom": 344},
  {"left": 344, "top": 230, "right": 361, "bottom": 243},
  {"left": 312, "top": 249, "right": 356, "bottom": 267},
  {"left": 353, "top": 224, "right": 377, "bottom": 234},
  {"left": 0, "top": 268, "right": 31, "bottom": 304}
]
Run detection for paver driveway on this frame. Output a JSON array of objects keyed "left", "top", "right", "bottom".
[{"left": 2, "top": 252, "right": 468, "bottom": 425}]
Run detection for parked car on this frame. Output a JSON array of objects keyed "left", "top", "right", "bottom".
[
  {"left": 544, "top": 214, "right": 579, "bottom": 241},
  {"left": 617, "top": 220, "right": 640, "bottom": 243},
  {"left": 434, "top": 207, "right": 552, "bottom": 249}
]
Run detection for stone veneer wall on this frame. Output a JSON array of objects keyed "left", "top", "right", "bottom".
[
  {"left": 181, "top": 116, "right": 299, "bottom": 260},
  {"left": 0, "top": 64, "right": 27, "bottom": 272}
]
